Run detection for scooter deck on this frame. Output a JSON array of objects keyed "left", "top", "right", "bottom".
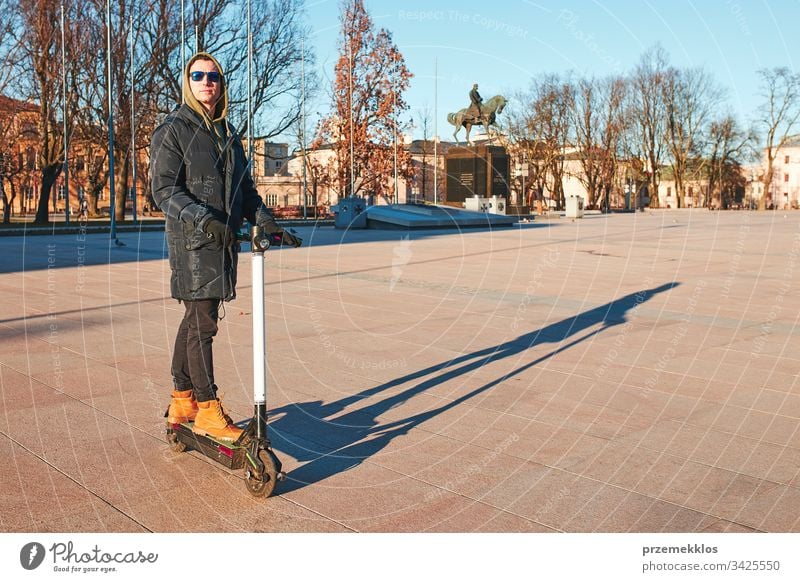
[{"left": 168, "top": 422, "right": 249, "bottom": 470}]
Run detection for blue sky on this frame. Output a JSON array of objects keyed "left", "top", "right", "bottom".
[{"left": 303, "top": 0, "right": 800, "bottom": 139}]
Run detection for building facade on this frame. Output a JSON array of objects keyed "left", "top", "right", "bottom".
[{"left": 754, "top": 137, "right": 800, "bottom": 209}]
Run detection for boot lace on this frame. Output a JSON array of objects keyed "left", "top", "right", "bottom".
[{"left": 215, "top": 391, "right": 234, "bottom": 425}]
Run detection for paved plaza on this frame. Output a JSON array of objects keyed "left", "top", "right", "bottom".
[{"left": 1, "top": 210, "right": 799, "bottom": 533}]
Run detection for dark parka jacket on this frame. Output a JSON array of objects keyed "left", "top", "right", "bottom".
[{"left": 150, "top": 104, "right": 276, "bottom": 301}]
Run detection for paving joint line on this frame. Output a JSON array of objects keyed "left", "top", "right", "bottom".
[{"left": 0, "top": 429, "right": 153, "bottom": 532}]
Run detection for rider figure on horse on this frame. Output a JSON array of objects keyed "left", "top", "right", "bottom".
[{"left": 468, "top": 83, "right": 483, "bottom": 121}]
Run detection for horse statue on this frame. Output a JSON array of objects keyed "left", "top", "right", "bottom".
[{"left": 447, "top": 94, "right": 507, "bottom": 145}]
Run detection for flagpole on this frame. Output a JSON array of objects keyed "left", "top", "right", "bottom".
[
  {"left": 393, "top": 87, "right": 397, "bottom": 205},
  {"left": 180, "top": 0, "right": 185, "bottom": 103},
  {"left": 301, "top": 36, "right": 307, "bottom": 219},
  {"left": 349, "top": 39, "right": 354, "bottom": 198},
  {"left": 61, "top": 2, "right": 69, "bottom": 224},
  {"left": 433, "top": 57, "right": 438, "bottom": 206},
  {"left": 180, "top": 0, "right": 185, "bottom": 64},
  {"left": 247, "top": 0, "right": 253, "bottom": 178},
  {"left": 130, "top": 12, "right": 137, "bottom": 224}
]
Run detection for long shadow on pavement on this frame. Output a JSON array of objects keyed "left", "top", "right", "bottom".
[{"left": 268, "top": 282, "right": 679, "bottom": 494}]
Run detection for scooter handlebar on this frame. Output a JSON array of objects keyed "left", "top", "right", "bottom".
[{"left": 235, "top": 227, "right": 303, "bottom": 251}]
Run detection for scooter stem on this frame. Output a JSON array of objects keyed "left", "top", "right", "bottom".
[{"left": 250, "top": 226, "right": 269, "bottom": 440}]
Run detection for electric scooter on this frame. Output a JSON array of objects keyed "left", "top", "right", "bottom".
[{"left": 165, "top": 226, "right": 301, "bottom": 498}]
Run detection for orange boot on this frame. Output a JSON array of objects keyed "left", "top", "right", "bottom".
[
  {"left": 193, "top": 399, "right": 243, "bottom": 442},
  {"left": 167, "top": 389, "right": 198, "bottom": 424}
]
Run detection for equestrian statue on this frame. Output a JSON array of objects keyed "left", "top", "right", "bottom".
[{"left": 447, "top": 83, "right": 507, "bottom": 145}]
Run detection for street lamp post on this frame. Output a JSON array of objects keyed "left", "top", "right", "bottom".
[{"left": 106, "top": 0, "right": 117, "bottom": 242}]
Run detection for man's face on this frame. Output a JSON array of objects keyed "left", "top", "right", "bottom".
[{"left": 189, "top": 59, "right": 222, "bottom": 114}]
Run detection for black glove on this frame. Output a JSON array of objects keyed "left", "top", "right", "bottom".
[
  {"left": 203, "top": 218, "right": 235, "bottom": 249},
  {"left": 257, "top": 216, "right": 302, "bottom": 247},
  {"left": 273, "top": 230, "right": 303, "bottom": 248}
]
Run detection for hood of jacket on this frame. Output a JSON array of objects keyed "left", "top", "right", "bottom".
[{"left": 182, "top": 51, "right": 229, "bottom": 129}]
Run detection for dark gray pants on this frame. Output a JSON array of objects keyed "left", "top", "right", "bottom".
[{"left": 171, "top": 299, "right": 221, "bottom": 402}]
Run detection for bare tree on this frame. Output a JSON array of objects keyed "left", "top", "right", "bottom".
[
  {"left": 103, "top": 0, "right": 160, "bottom": 222},
  {"left": 171, "top": 0, "right": 313, "bottom": 138},
  {"left": 139, "top": 0, "right": 312, "bottom": 195},
  {"left": 10, "top": 0, "right": 97, "bottom": 224},
  {"left": 0, "top": 0, "right": 23, "bottom": 223},
  {"left": 16, "top": 0, "right": 65, "bottom": 224},
  {"left": 3, "top": 0, "right": 326, "bottom": 225},
  {"left": 664, "top": 66, "right": 723, "bottom": 207},
  {"left": 626, "top": 45, "right": 671, "bottom": 208},
  {"left": 571, "top": 75, "right": 627, "bottom": 209},
  {"left": 136, "top": 0, "right": 181, "bottom": 116},
  {"left": 753, "top": 67, "right": 800, "bottom": 210},
  {"left": 706, "top": 115, "right": 752, "bottom": 209},
  {"left": 72, "top": 63, "right": 110, "bottom": 217},
  {"left": 413, "top": 104, "right": 433, "bottom": 203},
  {"left": 504, "top": 89, "right": 546, "bottom": 207},
  {"left": 505, "top": 74, "right": 573, "bottom": 210},
  {"left": 541, "top": 76, "right": 573, "bottom": 210},
  {"left": 0, "top": 104, "right": 30, "bottom": 223},
  {"left": 80, "top": 0, "right": 177, "bottom": 222}
]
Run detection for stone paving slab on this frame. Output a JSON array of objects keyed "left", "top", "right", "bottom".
[{"left": 1, "top": 210, "right": 799, "bottom": 532}]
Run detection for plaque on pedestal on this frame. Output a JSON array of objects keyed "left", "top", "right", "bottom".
[{"left": 445, "top": 145, "right": 509, "bottom": 205}]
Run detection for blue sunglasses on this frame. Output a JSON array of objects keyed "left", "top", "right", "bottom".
[{"left": 190, "top": 71, "right": 221, "bottom": 83}]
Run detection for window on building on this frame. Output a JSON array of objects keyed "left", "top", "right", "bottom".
[
  {"left": 785, "top": 155, "right": 790, "bottom": 164},
  {"left": 26, "top": 147, "right": 35, "bottom": 170},
  {"left": 785, "top": 174, "right": 789, "bottom": 182},
  {"left": 266, "top": 193, "right": 278, "bottom": 206},
  {"left": 667, "top": 186, "right": 671, "bottom": 196},
  {"left": 76, "top": 156, "right": 85, "bottom": 172}
]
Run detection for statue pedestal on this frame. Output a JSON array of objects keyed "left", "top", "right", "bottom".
[
  {"left": 445, "top": 145, "right": 509, "bottom": 205},
  {"left": 465, "top": 196, "right": 507, "bottom": 215},
  {"left": 334, "top": 197, "right": 368, "bottom": 229}
]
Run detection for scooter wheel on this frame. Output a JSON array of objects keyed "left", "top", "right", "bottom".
[
  {"left": 166, "top": 430, "right": 187, "bottom": 453},
  {"left": 244, "top": 449, "right": 279, "bottom": 498}
]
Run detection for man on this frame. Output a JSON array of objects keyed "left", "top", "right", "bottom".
[
  {"left": 150, "top": 52, "right": 300, "bottom": 442},
  {"left": 468, "top": 83, "right": 483, "bottom": 120}
]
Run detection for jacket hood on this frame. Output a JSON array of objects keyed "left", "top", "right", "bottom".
[{"left": 182, "top": 52, "right": 229, "bottom": 126}]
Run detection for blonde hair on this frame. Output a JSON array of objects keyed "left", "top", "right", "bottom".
[{"left": 182, "top": 52, "right": 229, "bottom": 128}]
